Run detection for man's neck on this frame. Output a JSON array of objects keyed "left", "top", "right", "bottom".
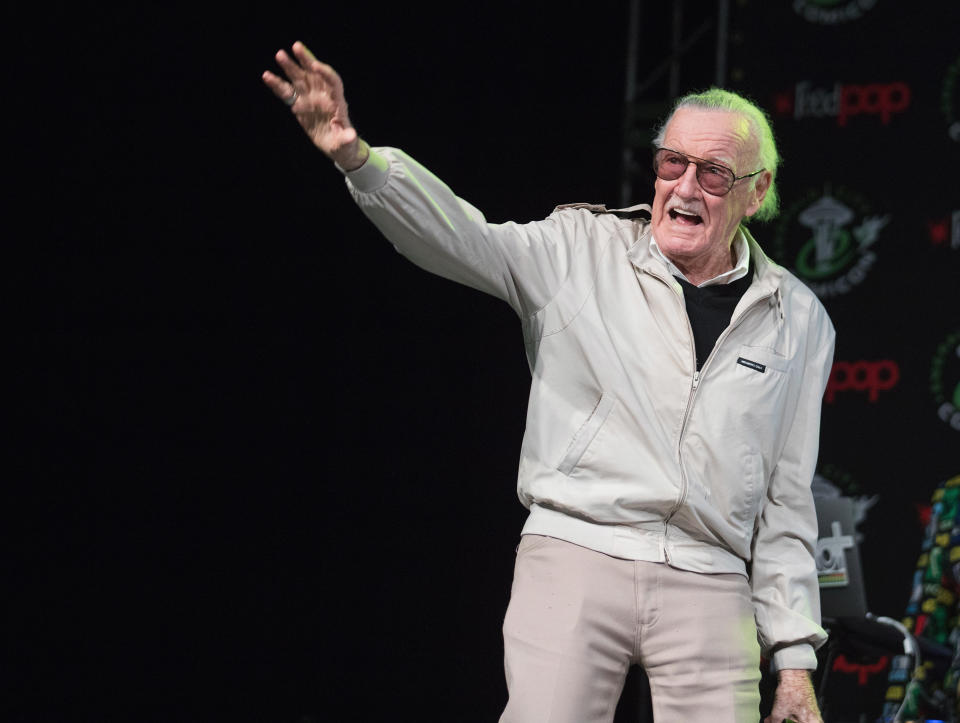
[{"left": 668, "top": 243, "right": 737, "bottom": 287}]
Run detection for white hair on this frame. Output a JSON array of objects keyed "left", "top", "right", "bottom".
[{"left": 653, "top": 88, "right": 781, "bottom": 222}]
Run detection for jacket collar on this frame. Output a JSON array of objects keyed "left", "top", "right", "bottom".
[{"left": 626, "top": 214, "right": 784, "bottom": 298}]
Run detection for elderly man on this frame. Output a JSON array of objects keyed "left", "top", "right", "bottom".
[{"left": 263, "top": 41, "right": 834, "bottom": 723}]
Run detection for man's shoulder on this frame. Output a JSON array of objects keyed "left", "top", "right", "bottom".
[
  {"left": 548, "top": 203, "right": 652, "bottom": 245},
  {"left": 777, "top": 265, "right": 824, "bottom": 305},
  {"left": 545, "top": 203, "right": 652, "bottom": 261},
  {"left": 773, "top": 265, "right": 835, "bottom": 335},
  {"left": 551, "top": 202, "right": 652, "bottom": 221},
  {"left": 746, "top": 231, "right": 831, "bottom": 324}
]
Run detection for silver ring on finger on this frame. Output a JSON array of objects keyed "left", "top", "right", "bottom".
[{"left": 284, "top": 88, "right": 299, "bottom": 107}]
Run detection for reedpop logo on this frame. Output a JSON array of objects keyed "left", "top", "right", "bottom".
[
  {"left": 774, "top": 81, "right": 911, "bottom": 126},
  {"left": 825, "top": 360, "right": 900, "bottom": 404},
  {"left": 772, "top": 187, "right": 889, "bottom": 299}
]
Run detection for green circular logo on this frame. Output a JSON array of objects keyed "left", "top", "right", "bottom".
[
  {"left": 771, "top": 186, "right": 888, "bottom": 298},
  {"left": 930, "top": 330, "right": 960, "bottom": 432},
  {"left": 942, "top": 56, "right": 960, "bottom": 142},
  {"left": 796, "top": 228, "right": 858, "bottom": 280}
]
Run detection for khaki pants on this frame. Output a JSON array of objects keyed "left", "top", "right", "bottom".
[{"left": 500, "top": 535, "right": 761, "bottom": 723}]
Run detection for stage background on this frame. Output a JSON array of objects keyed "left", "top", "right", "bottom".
[{"left": 10, "top": 1, "right": 958, "bottom": 720}]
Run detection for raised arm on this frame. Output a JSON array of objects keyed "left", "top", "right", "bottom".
[
  {"left": 262, "top": 41, "right": 369, "bottom": 171},
  {"left": 261, "top": 43, "right": 607, "bottom": 318}
]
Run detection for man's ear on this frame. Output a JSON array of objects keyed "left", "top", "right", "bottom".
[{"left": 746, "top": 170, "right": 772, "bottom": 218}]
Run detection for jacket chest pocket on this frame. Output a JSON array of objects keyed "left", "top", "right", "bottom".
[
  {"left": 724, "top": 345, "right": 794, "bottom": 437},
  {"left": 735, "top": 345, "right": 789, "bottom": 373}
]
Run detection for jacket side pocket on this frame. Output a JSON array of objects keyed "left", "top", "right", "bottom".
[
  {"left": 557, "top": 392, "right": 616, "bottom": 476},
  {"left": 738, "top": 444, "right": 766, "bottom": 544}
]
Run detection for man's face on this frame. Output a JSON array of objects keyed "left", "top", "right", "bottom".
[{"left": 650, "top": 108, "right": 770, "bottom": 274}]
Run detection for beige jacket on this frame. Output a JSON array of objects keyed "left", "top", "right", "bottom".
[{"left": 343, "top": 147, "right": 835, "bottom": 671}]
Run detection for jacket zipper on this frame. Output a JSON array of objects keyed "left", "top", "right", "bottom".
[{"left": 652, "top": 271, "right": 777, "bottom": 563}]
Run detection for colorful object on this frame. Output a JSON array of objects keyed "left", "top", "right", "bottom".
[{"left": 881, "top": 475, "right": 960, "bottom": 722}]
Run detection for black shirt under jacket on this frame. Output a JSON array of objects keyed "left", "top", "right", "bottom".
[{"left": 674, "top": 264, "right": 754, "bottom": 371}]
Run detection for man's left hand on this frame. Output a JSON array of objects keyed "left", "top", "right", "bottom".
[{"left": 765, "top": 668, "right": 822, "bottom": 723}]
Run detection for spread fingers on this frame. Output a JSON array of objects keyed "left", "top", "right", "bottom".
[
  {"left": 274, "top": 48, "right": 306, "bottom": 84},
  {"left": 261, "top": 70, "right": 297, "bottom": 105}
]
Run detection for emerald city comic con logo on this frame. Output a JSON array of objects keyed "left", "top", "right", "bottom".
[
  {"left": 944, "top": 56, "right": 960, "bottom": 142},
  {"left": 793, "top": 0, "right": 877, "bottom": 24},
  {"left": 772, "top": 187, "right": 889, "bottom": 299},
  {"left": 930, "top": 330, "right": 960, "bottom": 432}
]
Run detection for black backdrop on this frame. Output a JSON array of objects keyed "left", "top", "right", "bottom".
[
  {"left": 727, "top": 0, "right": 959, "bottom": 618},
  {"left": 11, "top": 1, "right": 958, "bottom": 721}
]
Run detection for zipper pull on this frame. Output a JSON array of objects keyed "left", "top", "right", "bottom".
[{"left": 692, "top": 370, "right": 700, "bottom": 389}]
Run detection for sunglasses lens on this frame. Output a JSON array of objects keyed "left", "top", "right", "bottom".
[
  {"left": 697, "top": 169, "right": 732, "bottom": 195},
  {"left": 654, "top": 149, "right": 734, "bottom": 196},
  {"left": 654, "top": 150, "right": 687, "bottom": 180}
]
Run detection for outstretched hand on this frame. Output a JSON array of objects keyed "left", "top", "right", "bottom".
[{"left": 262, "top": 41, "right": 368, "bottom": 170}]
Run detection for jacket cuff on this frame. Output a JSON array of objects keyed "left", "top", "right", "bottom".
[
  {"left": 770, "top": 644, "right": 818, "bottom": 673},
  {"left": 339, "top": 147, "right": 390, "bottom": 193}
]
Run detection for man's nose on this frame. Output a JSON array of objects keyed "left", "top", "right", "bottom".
[{"left": 674, "top": 162, "right": 700, "bottom": 196}]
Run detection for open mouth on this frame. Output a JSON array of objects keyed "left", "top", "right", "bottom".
[{"left": 668, "top": 208, "right": 703, "bottom": 225}]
